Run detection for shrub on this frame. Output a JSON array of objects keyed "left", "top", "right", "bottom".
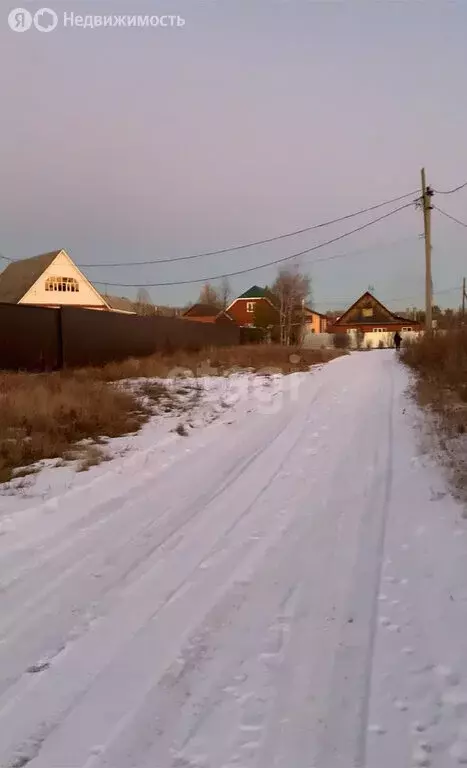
[{"left": 402, "top": 329, "right": 467, "bottom": 396}]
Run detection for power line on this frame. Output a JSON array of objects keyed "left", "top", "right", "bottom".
[
  {"left": 299, "top": 234, "right": 419, "bottom": 268},
  {"left": 92, "top": 202, "right": 414, "bottom": 288},
  {"left": 433, "top": 180, "right": 467, "bottom": 195},
  {"left": 80, "top": 189, "right": 419, "bottom": 268},
  {"left": 434, "top": 205, "right": 467, "bottom": 229},
  {"left": 0, "top": 191, "right": 416, "bottom": 269}
]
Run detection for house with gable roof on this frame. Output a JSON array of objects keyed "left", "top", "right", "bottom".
[
  {"left": 327, "top": 290, "right": 422, "bottom": 347},
  {"left": 226, "top": 285, "right": 328, "bottom": 336},
  {"left": 0, "top": 249, "right": 136, "bottom": 313}
]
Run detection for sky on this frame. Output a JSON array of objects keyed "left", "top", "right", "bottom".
[{"left": 2, "top": 0, "right": 467, "bottom": 311}]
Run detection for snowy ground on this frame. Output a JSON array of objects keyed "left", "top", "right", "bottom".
[{"left": 0, "top": 351, "right": 466, "bottom": 767}]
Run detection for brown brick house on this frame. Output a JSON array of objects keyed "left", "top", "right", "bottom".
[
  {"left": 327, "top": 291, "right": 422, "bottom": 336},
  {"left": 226, "top": 285, "right": 327, "bottom": 340},
  {"left": 226, "top": 286, "right": 277, "bottom": 327}
]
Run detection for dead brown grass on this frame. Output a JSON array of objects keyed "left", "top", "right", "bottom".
[
  {"left": 69, "top": 345, "right": 344, "bottom": 382},
  {"left": 402, "top": 329, "right": 467, "bottom": 398},
  {"left": 0, "top": 345, "right": 343, "bottom": 484},
  {"left": 0, "top": 373, "right": 146, "bottom": 483},
  {"left": 402, "top": 329, "right": 467, "bottom": 502}
]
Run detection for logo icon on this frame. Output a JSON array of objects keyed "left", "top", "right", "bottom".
[
  {"left": 8, "top": 8, "right": 33, "bottom": 32},
  {"left": 34, "top": 8, "right": 58, "bottom": 32}
]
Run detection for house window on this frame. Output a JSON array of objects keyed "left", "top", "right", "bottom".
[
  {"left": 402, "top": 326, "right": 412, "bottom": 332},
  {"left": 362, "top": 307, "right": 373, "bottom": 317},
  {"left": 373, "top": 327, "right": 385, "bottom": 332},
  {"left": 45, "top": 276, "right": 79, "bottom": 293},
  {"left": 246, "top": 301, "right": 255, "bottom": 313}
]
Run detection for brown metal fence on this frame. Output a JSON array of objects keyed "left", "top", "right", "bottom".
[
  {"left": 0, "top": 303, "right": 60, "bottom": 371},
  {"left": 0, "top": 304, "right": 240, "bottom": 372}
]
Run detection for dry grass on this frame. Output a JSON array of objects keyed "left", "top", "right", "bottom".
[
  {"left": 402, "top": 329, "right": 467, "bottom": 502},
  {"left": 76, "top": 445, "right": 111, "bottom": 473},
  {"left": 0, "top": 372, "right": 146, "bottom": 483},
  {"left": 402, "top": 329, "right": 467, "bottom": 399},
  {"left": 0, "top": 345, "right": 343, "bottom": 484},
  {"left": 69, "top": 345, "right": 344, "bottom": 382}
]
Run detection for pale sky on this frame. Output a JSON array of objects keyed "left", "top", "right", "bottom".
[{"left": 2, "top": 0, "right": 467, "bottom": 310}]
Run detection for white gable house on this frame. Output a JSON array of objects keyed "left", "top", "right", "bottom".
[{"left": 0, "top": 249, "right": 136, "bottom": 314}]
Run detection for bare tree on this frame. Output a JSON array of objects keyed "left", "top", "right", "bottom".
[
  {"left": 219, "top": 277, "right": 232, "bottom": 310},
  {"left": 198, "top": 282, "right": 222, "bottom": 308},
  {"left": 272, "top": 268, "right": 311, "bottom": 346},
  {"left": 135, "top": 287, "right": 155, "bottom": 316}
]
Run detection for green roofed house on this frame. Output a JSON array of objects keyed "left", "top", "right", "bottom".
[
  {"left": 226, "top": 286, "right": 279, "bottom": 327},
  {"left": 225, "top": 285, "right": 328, "bottom": 335}
]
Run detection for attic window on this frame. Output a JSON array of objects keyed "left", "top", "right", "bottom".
[
  {"left": 362, "top": 307, "right": 373, "bottom": 317},
  {"left": 246, "top": 301, "right": 255, "bottom": 313},
  {"left": 45, "top": 276, "right": 79, "bottom": 292}
]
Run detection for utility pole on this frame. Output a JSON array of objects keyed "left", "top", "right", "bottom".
[
  {"left": 420, "top": 168, "right": 434, "bottom": 333},
  {"left": 462, "top": 277, "right": 466, "bottom": 324}
]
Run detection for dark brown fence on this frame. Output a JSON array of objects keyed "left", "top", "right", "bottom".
[
  {"left": 0, "top": 303, "right": 60, "bottom": 371},
  {"left": 0, "top": 304, "right": 240, "bottom": 372}
]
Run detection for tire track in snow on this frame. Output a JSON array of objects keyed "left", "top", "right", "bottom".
[
  {"left": 0, "top": 376, "right": 331, "bottom": 767},
  {"left": 0, "top": 353, "right": 405, "bottom": 768},
  {"left": 316, "top": 360, "right": 395, "bottom": 767},
  {"left": 0, "top": 381, "right": 325, "bottom": 693}
]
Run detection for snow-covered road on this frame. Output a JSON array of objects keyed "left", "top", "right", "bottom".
[{"left": 1, "top": 351, "right": 467, "bottom": 768}]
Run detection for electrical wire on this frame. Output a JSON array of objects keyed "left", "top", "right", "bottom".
[
  {"left": 433, "top": 180, "right": 467, "bottom": 195},
  {"left": 91, "top": 202, "right": 414, "bottom": 288},
  {"left": 299, "top": 234, "right": 419, "bottom": 268},
  {"left": 79, "top": 189, "right": 419, "bottom": 268},
  {"left": 434, "top": 205, "right": 467, "bottom": 229}
]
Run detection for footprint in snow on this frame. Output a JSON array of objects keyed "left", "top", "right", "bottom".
[
  {"left": 412, "top": 742, "right": 432, "bottom": 766},
  {"left": 368, "top": 724, "right": 386, "bottom": 735},
  {"left": 27, "top": 660, "right": 50, "bottom": 674},
  {"left": 449, "top": 741, "right": 467, "bottom": 763},
  {"left": 441, "top": 689, "right": 467, "bottom": 716},
  {"left": 394, "top": 699, "right": 409, "bottom": 711},
  {"left": 430, "top": 489, "right": 447, "bottom": 502},
  {"left": 434, "top": 665, "right": 460, "bottom": 687}
]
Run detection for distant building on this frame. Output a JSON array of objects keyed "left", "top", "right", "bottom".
[
  {"left": 302, "top": 305, "right": 328, "bottom": 334},
  {"left": 181, "top": 303, "right": 235, "bottom": 325},
  {"left": 225, "top": 286, "right": 277, "bottom": 328},
  {"left": 226, "top": 285, "right": 327, "bottom": 335},
  {"left": 327, "top": 290, "right": 422, "bottom": 346}
]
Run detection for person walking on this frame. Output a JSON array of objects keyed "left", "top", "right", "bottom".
[{"left": 394, "top": 331, "right": 401, "bottom": 351}]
